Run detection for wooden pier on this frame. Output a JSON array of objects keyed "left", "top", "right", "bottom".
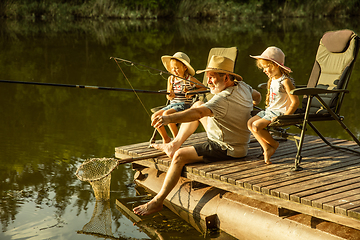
[{"left": 115, "top": 132, "right": 360, "bottom": 239}]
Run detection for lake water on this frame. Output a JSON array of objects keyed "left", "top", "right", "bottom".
[{"left": 0, "top": 18, "right": 359, "bottom": 240}]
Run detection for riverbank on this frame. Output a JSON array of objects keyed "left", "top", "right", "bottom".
[{"left": 0, "top": 0, "right": 359, "bottom": 21}]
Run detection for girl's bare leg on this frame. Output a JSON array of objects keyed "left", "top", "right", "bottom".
[
  {"left": 163, "top": 109, "right": 178, "bottom": 140},
  {"left": 248, "top": 116, "right": 279, "bottom": 164},
  {"left": 152, "top": 110, "right": 171, "bottom": 143}
]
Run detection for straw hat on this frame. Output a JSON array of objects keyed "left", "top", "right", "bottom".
[
  {"left": 161, "top": 52, "right": 195, "bottom": 76},
  {"left": 250, "top": 46, "right": 292, "bottom": 72},
  {"left": 196, "top": 55, "right": 243, "bottom": 81}
]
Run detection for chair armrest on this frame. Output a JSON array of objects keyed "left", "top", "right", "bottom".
[
  {"left": 290, "top": 87, "right": 349, "bottom": 96},
  {"left": 257, "top": 83, "right": 267, "bottom": 89}
]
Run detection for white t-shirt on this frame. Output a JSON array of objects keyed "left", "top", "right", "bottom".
[{"left": 203, "top": 81, "right": 254, "bottom": 158}]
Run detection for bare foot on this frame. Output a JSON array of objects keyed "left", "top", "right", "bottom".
[
  {"left": 133, "top": 199, "right": 163, "bottom": 216},
  {"left": 264, "top": 141, "right": 279, "bottom": 164},
  {"left": 151, "top": 142, "right": 179, "bottom": 158}
]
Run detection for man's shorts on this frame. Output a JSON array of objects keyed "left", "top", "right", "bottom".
[
  {"left": 162, "top": 102, "right": 191, "bottom": 112},
  {"left": 193, "top": 139, "right": 238, "bottom": 163},
  {"left": 257, "top": 108, "right": 282, "bottom": 121}
]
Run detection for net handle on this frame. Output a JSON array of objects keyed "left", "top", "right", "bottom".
[{"left": 116, "top": 151, "right": 166, "bottom": 165}]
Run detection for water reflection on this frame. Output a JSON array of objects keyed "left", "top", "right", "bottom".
[{"left": 0, "top": 18, "right": 359, "bottom": 239}]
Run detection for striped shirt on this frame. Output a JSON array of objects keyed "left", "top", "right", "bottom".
[{"left": 170, "top": 75, "right": 196, "bottom": 105}]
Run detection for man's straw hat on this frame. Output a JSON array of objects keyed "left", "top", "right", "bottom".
[
  {"left": 161, "top": 52, "right": 195, "bottom": 76},
  {"left": 196, "top": 55, "right": 242, "bottom": 81},
  {"left": 250, "top": 46, "right": 292, "bottom": 72}
]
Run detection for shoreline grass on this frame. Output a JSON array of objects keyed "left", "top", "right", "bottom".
[{"left": 0, "top": 0, "right": 359, "bottom": 21}]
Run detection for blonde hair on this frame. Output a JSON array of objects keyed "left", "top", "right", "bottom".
[{"left": 256, "top": 59, "right": 291, "bottom": 106}]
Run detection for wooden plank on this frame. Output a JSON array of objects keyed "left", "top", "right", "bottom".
[
  {"left": 312, "top": 187, "right": 360, "bottom": 210},
  {"left": 348, "top": 207, "right": 360, "bottom": 220},
  {"left": 327, "top": 194, "right": 360, "bottom": 214},
  {"left": 258, "top": 153, "right": 359, "bottom": 197},
  {"left": 214, "top": 139, "right": 322, "bottom": 186},
  {"left": 226, "top": 141, "right": 343, "bottom": 190},
  {"left": 284, "top": 164, "right": 360, "bottom": 202},
  {"left": 335, "top": 198, "right": 360, "bottom": 216},
  {"left": 295, "top": 177, "right": 360, "bottom": 204},
  {"left": 275, "top": 164, "right": 360, "bottom": 201},
  {"left": 301, "top": 182, "right": 360, "bottom": 207}
]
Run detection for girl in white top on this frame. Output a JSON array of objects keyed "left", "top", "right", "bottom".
[{"left": 248, "top": 47, "right": 299, "bottom": 164}]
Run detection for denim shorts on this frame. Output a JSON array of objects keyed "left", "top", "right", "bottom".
[
  {"left": 257, "top": 108, "right": 282, "bottom": 121},
  {"left": 194, "top": 139, "right": 238, "bottom": 163},
  {"left": 162, "top": 102, "right": 191, "bottom": 112}
]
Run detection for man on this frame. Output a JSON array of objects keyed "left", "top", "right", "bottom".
[{"left": 133, "top": 55, "right": 261, "bottom": 216}]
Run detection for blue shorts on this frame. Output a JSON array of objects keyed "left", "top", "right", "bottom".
[
  {"left": 162, "top": 102, "right": 191, "bottom": 112},
  {"left": 257, "top": 108, "right": 282, "bottom": 121}
]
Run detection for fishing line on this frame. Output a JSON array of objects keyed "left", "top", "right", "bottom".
[
  {"left": 113, "top": 58, "right": 151, "bottom": 118},
  {"left": 110, "top": 57, "right": 209, "bottom": 89},
  {"left": 122, "top": 61, "right": 168, "bottom": 80}
]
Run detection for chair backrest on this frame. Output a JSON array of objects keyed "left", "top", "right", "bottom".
[
  {"left": 304, "top": 29, "right": 359, "bottom": 114},
  {"left": 200, "top": 47, "right": 238, "bottom": 102}
]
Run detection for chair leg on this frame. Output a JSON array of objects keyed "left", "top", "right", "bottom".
[{"left": 292, "top": 96, "right": 313, "bottom": 171}]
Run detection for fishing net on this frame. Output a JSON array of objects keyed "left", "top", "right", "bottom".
[
  {"left": 76, "top": 153, "right": 165, "bottom": 201},
  {"left": 77, "top": 200, "right": 115, "bottom": 239},
  {"left": 76, "top": 157, "right": 119, "bottom": 201},
  {"left": 76, "top": 157, "right": 118, "bottom": 182}
]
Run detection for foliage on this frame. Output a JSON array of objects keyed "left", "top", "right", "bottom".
[{"left": 0, "top": 0, "right": 359, "bottom": 20}]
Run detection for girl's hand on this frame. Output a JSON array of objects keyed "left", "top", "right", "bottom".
[
  {"left": 185, "top": 91, "right": 193, "bottom": 99},
  {"left": 167, "top": 90, "right": 175, "bottom": 100}
]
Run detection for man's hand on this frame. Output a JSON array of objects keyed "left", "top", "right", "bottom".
[{"left": 151, "top": 115, "right": 170, "bottom": 128}]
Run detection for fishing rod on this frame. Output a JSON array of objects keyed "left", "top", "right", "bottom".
[
  {"left": 110, "top": 57, "right": 210, "bottom": 90},
  {"left": 0, "top": 79, "right": 209, "bottom": 96}
]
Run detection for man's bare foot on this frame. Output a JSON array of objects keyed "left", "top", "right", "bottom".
[
  {"left": 151, "top": 142, "right": 179, "bottom": 158},
  {"left": 133, "top": 199, "right": 163, "bottom": 216},
  {"left": 264, "top": 141, "right": 279, "bottom": 164}
]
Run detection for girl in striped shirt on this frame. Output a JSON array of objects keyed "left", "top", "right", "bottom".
[{"left": 151, "top": 52, "right": 206, "bottom": 144}]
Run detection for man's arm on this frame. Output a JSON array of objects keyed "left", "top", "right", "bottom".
[
  {"left": 152, "top": 105, "right": 212, "bottom": 129},
  {"left": 252, "top": 89, "right": 261, "bottom": 106}
]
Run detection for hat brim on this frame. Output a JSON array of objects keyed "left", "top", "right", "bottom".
[
  {"left": 250, "top": 55, "right": 292, "bottom": 73},
  {"left": 161, "top": 55, "right": 195, "bottom": 76},
  {"left": 196, "top": 68, "right": 243, "bottom": 81}
]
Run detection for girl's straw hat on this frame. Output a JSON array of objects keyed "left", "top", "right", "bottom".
[
  {"left": 250, "top": 46, "right": 292, "bottom": 72},
  {"left": 161, "top": 52, "right": 195, "bottom": 76},
  {"left": 196, "top": 55, "right": 243, "bottom": 81}
]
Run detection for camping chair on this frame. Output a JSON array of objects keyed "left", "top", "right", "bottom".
[
  {"left": 148, "top": 47, "right": 238, "bottom": 146},
  {"left": 266, "top": 29, "right": 360, "bottom": 171}
]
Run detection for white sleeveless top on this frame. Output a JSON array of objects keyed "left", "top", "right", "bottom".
[{"left": 268, "top": 75, "right": 294, "bottom": 114}]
